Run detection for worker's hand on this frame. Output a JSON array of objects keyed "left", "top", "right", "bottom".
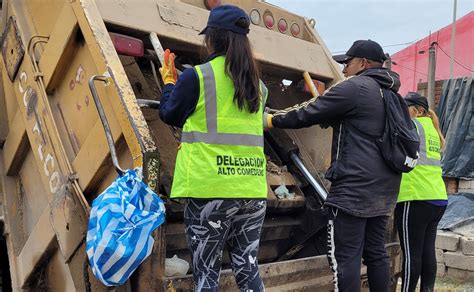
[
  {"left": 159, "top": 49, "right": 177, "bottom": 85},
  {"left": 263, "top": 112, "right": 273, "bottom": 131}
]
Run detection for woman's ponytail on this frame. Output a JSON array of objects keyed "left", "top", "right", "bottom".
[{"left": 427, "top": 109, "right": 446, "bottom": 150}]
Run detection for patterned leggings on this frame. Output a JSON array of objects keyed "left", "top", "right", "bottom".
[{"left": 184, "top": 199, "right": 267, "bottom": 292}]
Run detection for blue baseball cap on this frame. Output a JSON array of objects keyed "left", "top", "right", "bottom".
[
  {"left": 199, "top": 5, "right": 250, "bottom": 35},
  {"left": 333, "top": 39, "right": 387, "bottom": 64}
]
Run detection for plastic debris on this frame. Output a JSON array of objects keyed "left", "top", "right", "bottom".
[
  {"left": 165, "top": 255, "right": 190, "bottom": 277},
  {"left": 274, "top": 184, "right": 295, "bottom": 199}
]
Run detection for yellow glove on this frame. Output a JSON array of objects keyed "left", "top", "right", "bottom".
[
  {"left": 159, "top": 49, "right": 177, "bottom": 85},
  {"left": 263, "top": 112, "right": 273, "bottom": 130}
]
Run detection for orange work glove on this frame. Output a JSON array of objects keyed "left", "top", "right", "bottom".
[{"left": 159, "top": 49, "right": 177, "bottom": 85}]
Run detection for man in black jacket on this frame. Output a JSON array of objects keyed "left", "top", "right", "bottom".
[{"left": 266, "top": 40, "right": 401, "bottom": 292}]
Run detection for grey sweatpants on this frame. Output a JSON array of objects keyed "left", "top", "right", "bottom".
[{"left": 184, "top": 199, "right": 267, "bottom": 292}]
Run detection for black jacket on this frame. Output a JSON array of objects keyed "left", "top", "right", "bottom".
[{"left": 272, "top": 68, "right": 402, "bottom": 217}]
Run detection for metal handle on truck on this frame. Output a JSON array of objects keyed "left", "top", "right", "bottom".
[
  {"left": 290, "top": 153, "right": 327, "bottom": 200},
  {"left": 265, "top": 128, "right": 328, "bottom": 202},
  {"left": 88, "top": 75, "right": 125, "bottom": 176},
  {"left": 303, "top": 71, "right": 319, "bottom": 98}
]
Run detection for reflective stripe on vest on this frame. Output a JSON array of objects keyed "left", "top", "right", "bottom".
[
  {"left": 180, "top": 62, "right": 266, "bottom": 147},
  {"left": 413, "top": 119, "right": 440, "bottom": 167}
]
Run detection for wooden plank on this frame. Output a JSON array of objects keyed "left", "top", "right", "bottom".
[
  {"left": 163, "top": 255, "right": 332, "bottom": 291},
  {"left": 3, "top": 110, "right": 28, "bottom": 175},
  {"left": 166, "top": 216, "right": 301, "bottom": 251}
]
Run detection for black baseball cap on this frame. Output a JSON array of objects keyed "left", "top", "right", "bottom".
[
  {"left": 333, "top": 40, "right": 387, "bottom": 64},
  {"left": 404, "top": 92, "right": 429, "bottom": 110},
  {"left": 199, "top": 5, "right": 250, "bottom": 35}
]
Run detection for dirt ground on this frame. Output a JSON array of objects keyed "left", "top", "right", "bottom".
[
  {"left": 435, "top": 277, "right": 474, "bottom": 291},
  {"left": 397, "top": 277, "right": 474, "bottom": 291}
]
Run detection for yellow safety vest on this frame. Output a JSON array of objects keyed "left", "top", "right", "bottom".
[
  {"left": 398, "top": 117, "right": 447, "bottom": 202},
  {"left": 170, "top": 56, "right": 268, "bottom": 199}
]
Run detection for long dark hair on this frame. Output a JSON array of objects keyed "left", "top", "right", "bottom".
[
  {"left": 409, "top": 105, "right": 446, "bottom": 150},
  {"left": 204, "top": 18, "right": 261, "bottom": 113}
]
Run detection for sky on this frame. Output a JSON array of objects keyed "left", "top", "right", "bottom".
[{"left": 269, "top": 0, "right": 474, "bottom": 56}]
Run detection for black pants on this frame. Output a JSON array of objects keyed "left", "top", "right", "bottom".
[
  {"left": 395, "top": 201, "right": 446, "bottom": 292},
  {"left": 184, "top": 199, "right": 266, "bottom": 292},
  {"left": 327, "top": 207, "right": 390, "bottom": 292}
]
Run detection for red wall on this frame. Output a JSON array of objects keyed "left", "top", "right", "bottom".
[{"left": 391, "top": 11, "right": 474, "bottom": 95}]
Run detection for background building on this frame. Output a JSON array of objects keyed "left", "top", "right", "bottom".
[{"left": 391, "top": 11, "right": 473, "bottom": 95}]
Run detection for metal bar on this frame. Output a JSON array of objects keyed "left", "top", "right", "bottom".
[
  {"left": 290, "top": 152, "right": 327, "bottom": 201},
  {"left": 27, "top": 36, "right": 49, "bottom": 78},
  {"left": 450, "top": 0, "right": 457, "bottom": 79},
  {"left": 149, "top": 60, "right": 162, "bottom": 93},
  {"left": 88, "top": 75, "right": 125, "bottom": 176},
  {"left": 427, "top": 43, "right": 437, "bottom": 110},
  {"left": 137, "top": 99, "right": 160, "bottom": 109},
  {"left": 384, "top": 53, "right": 392, "bottom": 70}
]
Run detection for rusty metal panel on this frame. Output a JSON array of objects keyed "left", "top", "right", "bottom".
[
  {"left": 2, "top": 110, "right": 27, "bottom": 175},
  {"left": 1, "top": 17, "right": 24, "bottom": 81},
  {"left": 47, "top": 250, "right": 77, "bottom": 291},
  {"left": 72, "top": 0, "right": 157, "bottom": 155},
  {"left": 14, "top": 205, "right": 56, "bottom": 287},
  {"left": 0, "top": 63, "right": 9, "bottom": 145},
  {"left": 12, "top": 60, "right": 67, "bottom": 198},
  {"left": 18, "top": 151, "right": 49, "bottom": 234},
  {"left": 38, "top": 3, "right": 79, "bottom": 92},
  {"left": 50, "top": 186, "right": 90, "bottom": 262},
  {"left": 2, "top": 4, "right": 90, "bottom": 279},
  {"left": 0, "top": 154, "right": 26, "bottom": 257},
  {"left": 24, "top": 0, "right": 65, "bottom": 37},
  {"left": 1, "top": 62, "right": 19, "bottom": 126},
  {"left": 1, "top": 0, "right": 158, "bottom": 290},
  {"left": 49, "top": 45, "right": 117, "bottom": 160},
  {"left": 0, "top": 159, "right": 23, "bottom": 291},
  {"left": 11, "top": 63, "right": 89, "bottom": 262}
]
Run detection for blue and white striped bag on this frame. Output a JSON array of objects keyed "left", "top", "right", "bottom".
[{"left": 86, "top": 168, "right": 165, "bottom": 286}]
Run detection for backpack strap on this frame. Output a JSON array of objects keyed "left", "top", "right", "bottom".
[{"left": 345, "top": 87, "right": 391, "bottom": 141}]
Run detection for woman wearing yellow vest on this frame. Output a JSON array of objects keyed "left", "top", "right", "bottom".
[
  {"left": 159, "top": 5, "right": 268, "bottom": 292},
  {"left": 395, "top": 92, "right": 447, "bottom": 292}
]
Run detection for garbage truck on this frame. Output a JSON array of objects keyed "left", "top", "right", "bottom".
[{"left": 0, "top": 0, "right": 401, "bottom": 290}]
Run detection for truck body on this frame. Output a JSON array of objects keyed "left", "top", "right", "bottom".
[{"left": 0, "top": 0, "right": 401, "bottom": 291}]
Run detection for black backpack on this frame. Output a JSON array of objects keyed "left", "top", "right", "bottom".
[
  {"left": 350, "top": 88, "right": 420, "bottom": 173},
  {"left": 377, "top": 88, "right": 420, "bottom": 173}
]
